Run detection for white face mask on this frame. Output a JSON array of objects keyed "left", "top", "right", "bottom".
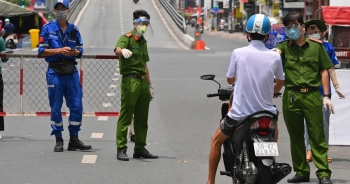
[
  {"left": 307, "top": 33, "right": 321, "bottom": 40},
  {"left": 136, "top": 25, "right": 148, "bottom": 35}
]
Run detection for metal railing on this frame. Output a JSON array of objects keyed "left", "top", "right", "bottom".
[
  {"left": 159, "top": 0, "right": 187, "bottom": 34},
  {"left": 0, "top": 53, "right": 121, "bottom": 116},
  {"left": 68, "top": 0, "right": 81, "bottom": 20}
]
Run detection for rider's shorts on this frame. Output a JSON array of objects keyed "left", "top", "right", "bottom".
[
  {"left": 220, "top": 110, "right": 279, "bottom": 136},
  {"left": 220, "top": 115, "right": 239, "bottom": 136}
]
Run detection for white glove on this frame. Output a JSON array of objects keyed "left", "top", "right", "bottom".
[
  {"left": 149, "top": 85, "right": 154, "bottom": 100},
  {"left": 271, "top": 48, "right": 282, "bottom": 54},
  {"left": 323, "top": 97, "right": 335, "bottom": 114},
  {"left": 335, "top": 88, "right": 346, "bottom": 99},
  {"left": 121, "top": 49, "right": 133, "bottom": 58}
]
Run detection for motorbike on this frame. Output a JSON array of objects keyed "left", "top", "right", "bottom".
[
  {"left": 5, "top": 34, "right": 18, "bottom": 49},
  {"left": 201, "top": 74, "right": 291, "bottom": 184},
  {"left": 234, "top": 22, "right": 243, "bottom": 32},
  {"left": 133, "top": 0, "right": 138, "bottom": 4}
]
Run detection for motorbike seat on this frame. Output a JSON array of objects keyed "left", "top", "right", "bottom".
[{"left": 235, "top": 110, "right": 278, "bottom": 129}]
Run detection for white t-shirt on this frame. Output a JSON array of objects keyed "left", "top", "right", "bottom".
[{"left": 226, "top": 40, "right": 284, "bottom": 120}]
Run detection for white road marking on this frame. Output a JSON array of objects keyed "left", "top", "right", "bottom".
[
  {"left": 103, "top": 103, "right": 112, "bottom": 107},
  {"left": 151, "top": 0, "right": 189, "bottom": 50},
  {"left": 97, "top": 116, "right": 108, "bottom": 121},
  {"left": 74, "top": 0, "right": 91, "bottom": 25},
  {"left": 120, "top": 0, "right": 123, "bottom": 36},
  {"left": 81, "top": 155, "right": 97, "bottom": 164},
  {"left": 91, "top": 133, "right": 104, "bottom": 138},
  {"left": 112, "top": 78, "right": 119, "bottom": 81},
  {"left": 31, "top": 48, "right": 38, "bottom": 51},
  {"left": 109, "top": 85, "right": 117, "bottom": 88},
  {"left": 107, "top": 93, "right": 116, "bottom": 96}
]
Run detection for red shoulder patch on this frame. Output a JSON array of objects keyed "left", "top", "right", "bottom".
[
  {"left": 134, "top": 36, "right": 139, "bottom": 41},
  {"left": 39, "top": 37, "right": 45, "bottom": 43},
  {"left": 125, "top": 33, "right": 132, "bottom": 37},
  {"left": 309, "top": 38, "right": 322, "bottom": 44}
]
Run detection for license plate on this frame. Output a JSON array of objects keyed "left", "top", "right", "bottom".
[{"left": 253, "top": 142, "right": 279, "bottom": 156}]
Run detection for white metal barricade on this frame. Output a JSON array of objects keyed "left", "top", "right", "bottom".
[{"left": 0, "top": 53, "right": 121, "bottom": 116}]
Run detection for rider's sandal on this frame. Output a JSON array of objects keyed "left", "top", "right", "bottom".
[{"left": 328, "top": 158, "right": 332, "bottom": 163}]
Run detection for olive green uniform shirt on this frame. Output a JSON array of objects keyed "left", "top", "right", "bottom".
[
  {"left": 0, "top": 37, "right": 7, "bottom": 74},
  {"left": 276, "top": 38, "right": 334, "bottom": 88},
  {"left": 116, "top": 30, "right": 150, "bottom": 75}
]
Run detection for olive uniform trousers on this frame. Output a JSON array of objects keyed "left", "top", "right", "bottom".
[
  {"left": 116, "top": 77, "right": 151, "bottom": 152},
  {"left": 282, "top": 88, "right": 331, "bottom": 179}
]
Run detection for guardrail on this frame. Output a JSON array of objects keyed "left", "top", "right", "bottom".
[
  {"left": 159, "top": 0, "right": 186, "bottom": 34},
  {"left": 68, "top": 0, "right": 81, "bottom": 20}
]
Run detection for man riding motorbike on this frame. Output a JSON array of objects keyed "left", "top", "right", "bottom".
[
  {"left": 2, "top": 19, "right": 15, "bottom": 40},
  {"left": 206, "top": 14, "right": 285, "bottom": 184}
]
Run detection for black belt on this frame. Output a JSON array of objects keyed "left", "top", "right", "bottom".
[
  {"left": 123, "top": 74, "right": 145, "bottom": 79},
  {"left": 288, "top": 87, "right": 319, "bottom": 93},
  {"left": 49, "top": 59, "right": 77, "bottom": 66}
]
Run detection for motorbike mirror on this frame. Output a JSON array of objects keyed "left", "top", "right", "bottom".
[{"left": 200, "top": 74, "right": 215, "bottom": 80}]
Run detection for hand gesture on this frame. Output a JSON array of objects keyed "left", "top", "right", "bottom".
[
  {"left": 59, "top": 47, "right": 73, "bottom": 56},
  {"left": 323, "top": 97, "right": 335, "bottom": 114},
  {"left": 69, "top": 48, "right": 80, "bottom": 57},
  {"left": 122, "top": 49, "right": 133, "bottom": 58},
  {"left": 335, "top": 88, "right": 346, "bottom": 99},
  {"left": 149, "top": 85, "right": 154, "bottom": 101}
]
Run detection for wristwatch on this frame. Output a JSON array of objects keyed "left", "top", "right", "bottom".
[{"left": 324, "top": 94, "right": 331, "bottom": 98}]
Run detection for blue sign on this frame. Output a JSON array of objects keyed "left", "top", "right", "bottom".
[
  {"left": 265, "top": 26, "right": 286, "bottom": 49},
  {"left": 212, "top": 7, "right": 219, "bottom": 13}
]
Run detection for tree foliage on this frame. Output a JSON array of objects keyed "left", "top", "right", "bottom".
[{"left": 8, "top": 0, "right": 31, "bottom": 6}]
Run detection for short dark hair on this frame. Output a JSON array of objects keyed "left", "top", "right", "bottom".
[
  {"left": 133, "top": 9, "right": 150, "bottom": 21},
  {"left": 249, "top": 33, "right": 266, "bottom": 41},
  {"left": 282, "top": 12, "right": 304, "bottom": 26}
]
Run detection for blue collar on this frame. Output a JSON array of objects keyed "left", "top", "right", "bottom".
[{"left": 53, "top": 20, "right": 72, "bottom": 33}]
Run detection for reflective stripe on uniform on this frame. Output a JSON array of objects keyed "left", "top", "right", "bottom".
[
  {"left": 39, "top": 44, "right": 49, "bottom": 47},
  {"left": 69, "top": 121, "right": 81, "bottom": 126},
  {"left": 51, "top": 121, "right": 63, "bottom": 126}
]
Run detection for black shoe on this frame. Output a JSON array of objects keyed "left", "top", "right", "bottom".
[
  {"left": 129, "top": 131, "right": 135, "bottom": 142},
  {"left": 54, "top": 138, "right": 64, "bottom": 152},
  {"left": 319, "top": 177, "right": 332, "bottom": 184},
  {"left": 67, "top": 136, "right": 92, "bottom": 151},
  {"left": 133, "top": 149, "right": 158, "bottom": 159},
  {"left": 117, "top": 150, "right": 129, "bottom": 161},
  {"left": 287, "top": 174, "right": 310, "bottom": 183}
]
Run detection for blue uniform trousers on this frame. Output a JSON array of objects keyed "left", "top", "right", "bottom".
[{"left": 47, "top": 69, "right": 83, "bottom": 137}]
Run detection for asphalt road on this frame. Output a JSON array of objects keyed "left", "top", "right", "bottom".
[{"left": 0, "top": 0, "right": 350, "bottom": 183}]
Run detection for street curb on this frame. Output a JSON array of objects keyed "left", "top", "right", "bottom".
[
  {"left": 68, "top": 0, "right": 87, "bottom": 24},
  {"left": 153, "top": 0, "right": 193, "bottom": 49}
]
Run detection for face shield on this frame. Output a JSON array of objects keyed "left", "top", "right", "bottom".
[{"left": 134, "top": 16, "right": 153, "bottom": 38}]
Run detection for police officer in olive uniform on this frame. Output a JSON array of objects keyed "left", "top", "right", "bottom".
[
  {"left": 273, "top": 13, "right": 334, "bottom": 184},
  {"left": 114, "top": 9, "right": 157, "bottom": 161}
]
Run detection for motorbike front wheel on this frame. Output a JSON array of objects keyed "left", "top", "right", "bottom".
[{"left": 255, "top": 157, "right": 272, "bottom": 184}]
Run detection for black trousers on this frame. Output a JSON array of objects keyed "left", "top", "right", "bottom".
[{"left": 0, "top": 74, "right": 4, "bottom": 131}]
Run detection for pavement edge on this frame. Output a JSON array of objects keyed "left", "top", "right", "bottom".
[{"left": 152, "top": 0, "right": 193, "bottom": 50}]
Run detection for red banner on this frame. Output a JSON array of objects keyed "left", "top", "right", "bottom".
[{"left": 322, "top": 6, "right": 350, "bottom": 25}]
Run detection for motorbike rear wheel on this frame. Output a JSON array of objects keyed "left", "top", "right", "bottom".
[{"left": 255, "top": 157, "right": 272, "bottom": 184}]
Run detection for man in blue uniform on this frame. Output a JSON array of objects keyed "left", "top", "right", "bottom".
[{"left": 38, "top": 0, "right": 91, "bottom": 152}]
